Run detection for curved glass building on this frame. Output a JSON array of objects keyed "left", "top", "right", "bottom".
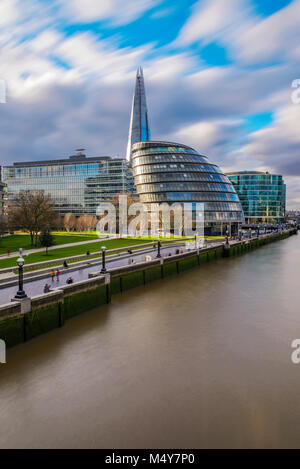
[
  {"left": 132, "top": 141, "right": 244, "bottom": 235},
  {"left": 227, "top": 171, "right": 286, "bottom": 224}
]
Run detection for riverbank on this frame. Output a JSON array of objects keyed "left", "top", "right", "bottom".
[{"left": 0, "top": 229, "right": 296, "bottom": 349}]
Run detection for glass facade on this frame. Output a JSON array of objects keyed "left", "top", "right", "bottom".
[
  {"left": 226, "top": 171, "right": 286, "bottom": 223},
  {"left": 132, "top": 141, "right": 244, "bottom": 235},
  {"left": 126, "top": 67, "right": 151, "bottom": 163},
  {"left": 2, "top": 153, "right": 135, "bottom": 216}
]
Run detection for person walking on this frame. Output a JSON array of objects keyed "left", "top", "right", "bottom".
[
  {"left": 50, "top": 270, "right": 55, "bottom": 281},
  {"left": 7, "top": 248, "right": 10, "bottom": 257},
  {"left": 55, "top": 269, "right": 60, "bottom": 280}
]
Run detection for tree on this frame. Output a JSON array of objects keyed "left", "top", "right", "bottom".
[
  {"left": 106, "top": 192, "right": 139, "bottom": 234},
  {"left": 76, "top": 214, "right": 97, "bottom": 231},
  {"left": 64, "top": 213, "right": 76, "bottom": 231},
  {"left": 8, "top": 191, "right": 56, "bottom": 247},
  {"left": 39, "top": 229, "right": 55, "bottom": 255},
  {"left": 0, "top": 215, "right": 8, "bottom": 236}
]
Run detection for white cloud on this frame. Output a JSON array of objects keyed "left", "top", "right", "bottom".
[
  {"left": 0, "top": 0, "right": 20, "bottom": 27},
  {"left": 59, "top": 0, "right": 161, "bottom": 25},
  {"left": 232, "top": 0, "right": 300, "bottom": 64},
  {"left": 177, "top": 0, "right": 253, "bottom": 46}
]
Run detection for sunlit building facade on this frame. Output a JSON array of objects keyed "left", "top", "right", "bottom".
[
  {"left": 132, "top": 141, "right": 244, "bottom": 235},
  {"left": 2, "top": 150, "right": 135, "bottom": 216},
  {"left": 227, "top": 171, "right": 286, "bottom": 224}
]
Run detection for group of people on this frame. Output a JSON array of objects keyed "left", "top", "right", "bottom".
[
  {"left": 50, "top": 269, "right": 61, "bottom": 280},
  {"left": 43, "top": 262, "right": 74, "bottom": 292}
]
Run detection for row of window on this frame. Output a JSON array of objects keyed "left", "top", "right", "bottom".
[
  {"left": 139, "top": 191, "right": 242, "bottom": 207},
  {"left": 132, "top": 146, "right": 200, "bottom": 156},
  {"left": 134, "top": 172, "right": 231, "bottom": 185},
  {"left": 136, "top": 182, "right": 238, "bottom": 194},
  {"left": 132, "top": 154, "right": 210, "bottom": 166},
  {"left": 133, "top": 163, "right": 223, "bottom": 176}
]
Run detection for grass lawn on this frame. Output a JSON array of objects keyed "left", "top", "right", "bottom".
[
  {"left": 0, "top": 232, "right": 98, "bottom": 255},
  {"left": 0, "top": 237, "right": 155, "bottom": 270}
]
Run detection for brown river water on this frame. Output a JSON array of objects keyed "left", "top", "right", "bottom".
[{"left": 0, "top": 234, "right": 300, "bottom": 449}]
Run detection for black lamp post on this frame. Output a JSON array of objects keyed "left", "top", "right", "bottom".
[
  {"left": 100, "top": 246, "right": 107, "bottom": 274},
  {"left": 156, "top": 238, "right": 161, "bottom": 258},
  {"left": 15, "top": 249, "right": 27, "bottom": 299}
]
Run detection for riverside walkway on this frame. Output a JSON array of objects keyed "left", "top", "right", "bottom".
[
  {"left": 0, "top": 241, "right": 193, "bottom": 303},
  {"left": 0, "top": 230, "right": 290, "bottom": 305}
]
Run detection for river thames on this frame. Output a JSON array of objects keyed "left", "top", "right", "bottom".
[{"left": 0, "top": 234, "right": 300, "bottom": 448}]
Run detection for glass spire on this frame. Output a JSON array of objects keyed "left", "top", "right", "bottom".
[{"left": 126, "top": 67, "right": 151, "bottom": 164}]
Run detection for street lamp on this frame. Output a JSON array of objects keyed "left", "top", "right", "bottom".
[
  {"left": 100, "top": 246, "right": 107, "bottom": 274},
  {"left": 156, "top": 238, "right": 161, "bottom": 258},
  {"left": 15, "top": 248, "right": 27, "bottom": 299}
]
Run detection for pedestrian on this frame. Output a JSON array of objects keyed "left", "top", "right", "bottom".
[
  {"left": 66, "top": 277, "right": 73, "bottom": 285},
  {"left": 63, "top": 260, "right": 68, "bottom": 268},
  {"left": 44, "top": 283, "right": 50, "bottom": 293},
  {"left": 55, "top": 269, "right": 60, "bottom": 280},
  {"left": 86, "top": 250, "right": 90, "bottom": 256},
  {"left": 7, "top": 248, "right": 10, "bottom": 257},
  {"left": 50, "top": 270, "right": 55, "bottom": 281}
]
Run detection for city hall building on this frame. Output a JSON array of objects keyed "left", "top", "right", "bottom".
[{"left": 132, "top": 141, "right": 244, "bottom": 235}]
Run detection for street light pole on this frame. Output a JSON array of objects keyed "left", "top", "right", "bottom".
[
  {"left": 15, "top": 248, "right": 27, "bottom": 299},
  {"left": 101, "top": 246, "right": 107, "bottom": 274},
  {"left": 156, "top": 238, "right": 161, "bottom": 258}
]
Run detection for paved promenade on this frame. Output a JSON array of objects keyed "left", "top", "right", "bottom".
[{"left": 0, "top": 242, "right": 193, "bottom": 303}]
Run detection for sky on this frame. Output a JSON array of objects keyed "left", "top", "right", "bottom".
[{"left": 0, "top": 0, "right": 299, "bottom": 208}]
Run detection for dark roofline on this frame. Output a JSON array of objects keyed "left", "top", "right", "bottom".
[{"left": 11, "top": 156, "right": 117, "bottom": 167}]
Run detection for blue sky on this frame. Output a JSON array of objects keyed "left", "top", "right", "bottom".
[{"left": 0, "top": 0, "right": 299, "bottom": 207}]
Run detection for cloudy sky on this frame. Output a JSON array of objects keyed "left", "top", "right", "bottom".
[{"left": 0, "top": 0, "right": 299, "bottom": 207}]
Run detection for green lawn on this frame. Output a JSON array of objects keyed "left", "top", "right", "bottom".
[
  {"left": 0, "top": 238, "right": 155, "bottom": 270},
  {"left": 0, "top": 232, "right": 98, "bottom": 255}
]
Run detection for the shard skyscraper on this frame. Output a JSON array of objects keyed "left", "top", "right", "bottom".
[{"left": 126, "top": 67, "right": 151, "bottom": 164}]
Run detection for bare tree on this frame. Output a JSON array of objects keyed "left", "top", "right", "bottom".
[
  {"left": 64, "top": 213, "right": 76, "bottom": 231},
  {"left": 105, "top": 192, "right": 139, "bottom": 234},
  {"left": 8, "top": 191, "right": 56, "bottom": 246},
  {"left": 0, "top": 215, "right": 8, "bottom": 236},
  {"left": 76, "top": 214, "right": 97, "bottom": 231}
]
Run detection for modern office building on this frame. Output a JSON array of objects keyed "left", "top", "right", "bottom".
[
  {"left": 2, "top": 150, "right": 135, "bottom": 216},
  {"left": 226, "top": 171, "right": 286, "bottom": 224},
  {"left": 0, "top": 181, "right": 6, "bottom": 215},
  {"left": 126, "top": 67, "right": 151, "bottom": 164},
  {"left": 132, "top": 141, "right": 244, "bottom": 235}
]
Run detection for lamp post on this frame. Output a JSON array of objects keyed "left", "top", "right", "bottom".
[
  {"left": 15, "top": 248, "right": 27, "bottom": 299},
  {"left": 156, "top": 238, "right": 161, "bottom": 258},
  {"left": 100, "top": 246, "right": 107, "bottom": 274}
]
